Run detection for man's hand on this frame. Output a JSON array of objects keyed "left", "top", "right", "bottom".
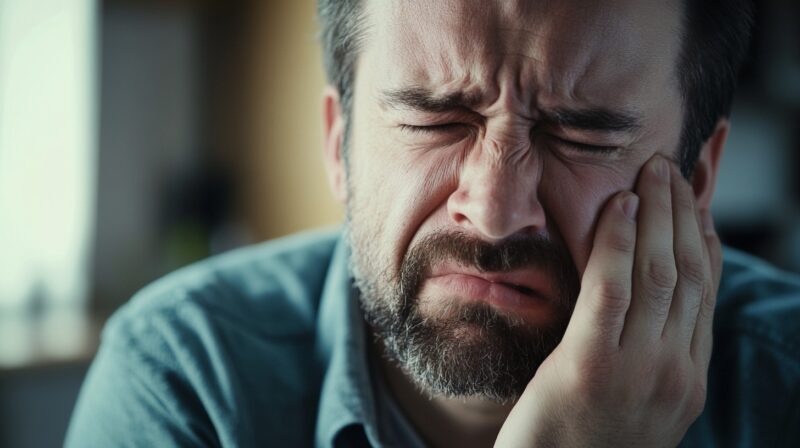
[{"left": 495, "top": 156, "right": 723, "bottom": 447}]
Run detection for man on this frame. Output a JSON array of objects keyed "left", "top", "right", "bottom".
[{"left": 67, "top": 0, "right": 800, "bottom": 446}]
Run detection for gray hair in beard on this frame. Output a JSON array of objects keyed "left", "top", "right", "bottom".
[{"left": 348, "top": 229, "right": 581, "bottom": 402}]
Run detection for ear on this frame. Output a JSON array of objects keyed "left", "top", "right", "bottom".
[
  {"left": 691, "top": 118, "right": 729, "bottom": 212},
  {"left": 322, "top": 86, "right": 348, "bottom": 203}
]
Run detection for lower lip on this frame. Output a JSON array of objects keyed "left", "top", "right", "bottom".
[{"left": 423, "top": 274, "right": 551, "bottom": 320}]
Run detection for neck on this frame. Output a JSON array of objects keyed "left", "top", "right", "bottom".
[{"left": 374, "top": 342, "right": 515, "bottom": 448}]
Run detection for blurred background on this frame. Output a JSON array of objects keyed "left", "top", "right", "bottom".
[{"left": 0, "top": 0, "right": 798, "bottom": 446}]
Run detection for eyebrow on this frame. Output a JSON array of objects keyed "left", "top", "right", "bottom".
[
  {"left": 542, "top": 107, "right": 642, "bottom": 133},
  {"left": 380, "top": 87, "right": 643, "bottom": 134},
  {"left": 380, "top": 87, "right": 483, "bottom": 113}
]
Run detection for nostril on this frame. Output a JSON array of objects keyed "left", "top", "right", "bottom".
[
  {"left": 447, "top": 173, "right": 546, "bottom": 240},
  {"left": 452, "top": 212, "right": 469, "bottom": 225}
]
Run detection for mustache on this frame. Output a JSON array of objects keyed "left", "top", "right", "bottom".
[
  {"left": 403, "top": 230, "right": 574, "bottom": 273},
  {"left": 398, "top": 230, "right": 580, "bottom": 304}
]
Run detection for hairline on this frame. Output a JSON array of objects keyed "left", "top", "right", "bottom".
[{"left": 326, "top": 0, "right": 744, "bottom": 176}]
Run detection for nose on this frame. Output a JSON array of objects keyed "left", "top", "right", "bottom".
[{"left": 446, "top": 140, "right": 546, "bottom": 241}]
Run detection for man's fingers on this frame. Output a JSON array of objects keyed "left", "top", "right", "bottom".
[
  {"left": 704, "top": 211, "right": 723, "bottom": 289},
  {"left": 662, "top": 164, "right": 706, "bottom": 347},
  {"left": 691, "top": 209, "right": 722, "bottom": 366},
  {"left": 622, "top": 156, "right": 676, "bottom": 346},
  {"left": 564, "top": 191, "right": 638, "bottom": 350}
]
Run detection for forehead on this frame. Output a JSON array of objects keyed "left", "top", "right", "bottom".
[{"left": 361, "top": 0, "right": 683, "bottom": 112}]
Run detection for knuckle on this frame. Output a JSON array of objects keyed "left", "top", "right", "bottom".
[
  {"left": 636, "top": 254, "right": 677, "bottom": 318},
  {"left": 685, "top": 294, "right": 702, "bottom": 319},
  {"left": 592, "top": 280, "right": 631, "bottom": 313},
  {"left": 641, "top": 288, "right": 672, "bottom": 320},
  {"left": 676, "top": 250, "right": 705, "bottom": 287},
  {"left": 640, "top": 253, "right": 678, "bottom": 291},
  {"left": 686, "top": 380, "right": 708, "bottom": 420},
  {"left": 698, "top": 285, "right": 718, "bottom": 319},
  {"left": 653, "top": 363, "right": 690, "bottom": 407}
]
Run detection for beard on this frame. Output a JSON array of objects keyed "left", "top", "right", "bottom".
[{"left": 347, "top": 222, "right": 581, "bottom": 402}]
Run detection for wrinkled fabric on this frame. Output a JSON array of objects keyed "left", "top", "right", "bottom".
[{"left": 65, "top": 228, "right": 800, "bottom": 447}]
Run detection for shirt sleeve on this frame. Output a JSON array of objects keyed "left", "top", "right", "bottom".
[{"left": 64, "top": 311, "right": 218, "bottom": 448}]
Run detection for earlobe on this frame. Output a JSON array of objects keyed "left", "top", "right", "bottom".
[
  {"left": 691, "top": 119, "right": 729, "bottom": 211},
  {"left": 322, "top": 86, "right": 348, "bottom": 203}
]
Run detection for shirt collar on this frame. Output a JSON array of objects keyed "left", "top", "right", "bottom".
[{"left": 314, "top": 234, "right": 383, "bottom": 448}]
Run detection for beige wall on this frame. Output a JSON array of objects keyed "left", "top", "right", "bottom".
[{"left": 239, "top": 0, "right": 343, "bottom": 241}]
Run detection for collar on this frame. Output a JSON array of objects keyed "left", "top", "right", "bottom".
[{"left": 314, "top": 235, "right": 383, "bottom": 448}]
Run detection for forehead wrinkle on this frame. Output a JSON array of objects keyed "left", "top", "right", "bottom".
[
  {"left": 487, "top": 21, "right": 607, "bottom": 108},
  {"left": 384, "top": 0, "right": 499, "bottom": 60},
  {"left": 539, "top": 18, "right": 679, "bottom": 117},
  {"left": 376, "top": 0, "right": 507, "bottom": 105},
  {"left": 370, "top": 0, "right": 683, "bottom": 134},
  {"left": 497, "top": 1, "right": 673, "bottom": 104}
]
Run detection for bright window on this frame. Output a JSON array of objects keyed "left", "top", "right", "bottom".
[{"left": 0, "top": 0, "right": 97, "bottom": 312}]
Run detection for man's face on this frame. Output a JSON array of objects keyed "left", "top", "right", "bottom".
[{"left": 342, "top": 0, "right": 685, "bottom": 400}]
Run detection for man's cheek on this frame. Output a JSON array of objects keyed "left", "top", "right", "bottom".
[
  {"left": 540, "top": 166, "right": 630, "bottom": 278},
  {"left": 558, "top": 208, "right": 596, "bottom": 279}
]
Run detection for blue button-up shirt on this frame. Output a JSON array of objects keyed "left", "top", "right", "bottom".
[{"left": 66, "top": 228, "right": 800, "bottom": 447}]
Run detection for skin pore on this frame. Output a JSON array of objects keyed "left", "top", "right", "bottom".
[{"left": 322, "top": 0, "right": 727, "bottom": 446}]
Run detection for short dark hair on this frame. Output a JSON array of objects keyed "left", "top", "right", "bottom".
[
  {"left": 317, "top": 0, "right": 366, "bottom": 155},
  {"left": 677, "top": 0, "right": 754, "bottom": 175},
  {"left": 317, "top": 0, "right": 754, "bottom": 175}
]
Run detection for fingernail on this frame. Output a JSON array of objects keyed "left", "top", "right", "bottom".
[
  {"left": 653, "top": 157, "right": 669, "bottom": 181},
  {"left": 701, "top": 210, "right": 715, "bottom": 234},
  {"left": 622, "top": 194, "right": 639, "bottom": 221}
]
